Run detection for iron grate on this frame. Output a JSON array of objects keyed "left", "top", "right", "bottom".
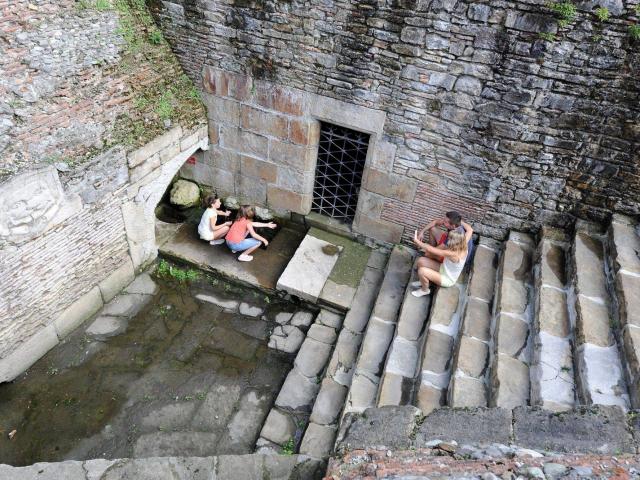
[{"left": 311, "top": 123, "right": 370, "bottom": 223}]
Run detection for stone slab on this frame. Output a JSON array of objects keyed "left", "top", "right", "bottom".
[
  {"left": 468, "top": 244, "right": 498, "bottom": 301},
  {"left": 85, "top": 316, "right": 127, "bottom": 340},
  {"left": 319, "top": 279, "right": 356, "bottom": 311},
  {"left": 345, "top": 371, "right": 379, "bottom": 413},
  {"left": 307, "top": 323, "right": 337, "bottom": 345},
  {"left": 98, "top": 256, "right": 135, "bottom": 303},
  {"left": 462, "top": 298, "right": 492, "bottom": 342},
  {"left": 316, "top": 309, "right": 343, "bottom": 329},
  {"left": 539, "top": 240, "right": 566, "bottom": 289},
  {"left": 495, "top": 314, "right": 529, "bottom": 357},
  {"left": 0, "top": 324, "right": 59, "bottom": 382},
  {"left": 275, "top": 368, "right": 321, "bottom": 412},
  {"left": 299, "top": 422, "right": 337, "bottom": 458},
  {"left": 336, "top": 406, "right": 421, "bottom": 453},
  {"left": 513, "top": 406, "right": 635, "bottom": 454},
  {"left": 415, "top": 383, "right": 445, "bottom": 414},
  {"left": 371, "top": 246, "right": 413, "bottom": 322},
  {"left": 415, "top": 407, "right": 512, "bottom": 446},
  {"left": 310, "top": 377, "right": 348, "bottom": 425},
  {"left": 53, "top": 286, "right": 103, "bottom": 339},
  {"left": 429, "top": 286, "right": 460, "bottom": 328},
  {"left": 449, "top": 375, "right": 487, "bottom": 407},
  {"left": 617, "top": 271, "right": 640, "bottom": 328},
  {"left": 261, "top": 408, "right": 297, "bottom": 445},
  {"left": 537, "top": 286, "right": 569, "bottom": 338},
  {"left": 490, "top": 354, "right": 530, "bottom": 408},
  {"left": 575, "top": 295, "right": 612, "bottom": 347},
  {"left": 0, "top": 461, "right": 86, "bottom": 480},
  {"left": 573, "top": 232, "right": 608, "bottom": 299},
  {"left": 342, "top": 267, "right": 385, "bottom": 333},
  {"left": 327, "top": 329, "right": 362, "bottom": 386},
  {"left": 384, "top": 336, "right": 419, "bottom": 378},
  {"left": 276, "top": 234, "right": 341, "bottom": 303},
  {"left": 125, "top": 273, "right": 159, "bottom": 296},
  {"left": 295, "top": 337, "right": 333, "bottom": 378},
  {"left": 610, "top": 219, "right": 640, "bottom": 275},
  {"left": 102, "top": 292, "right": 152, "bottom": 318},
  {"left": 133, "top": 432, "right": 219, "bottom": 458},
  {"left": 357, "top": 317, "right": 396, "bottom": 375},
  {"left": 455, "top": 336, "right": 488, "bottom": 378},
  {"left": 421, "top": 329, "right": 454, "bottom": 374}
]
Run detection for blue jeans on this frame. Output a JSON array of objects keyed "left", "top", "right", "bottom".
[{"left": 226, "top": 238, "right": 260, "bottom": 252}]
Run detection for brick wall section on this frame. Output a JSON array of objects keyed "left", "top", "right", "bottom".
[{"left": 153, "top": 0, "right": 640, "bottom": 240}]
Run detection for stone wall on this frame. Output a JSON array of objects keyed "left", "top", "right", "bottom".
[
  {"left": 0, "top": 123, "right": 208, "bottom": 382},
  {"left": 152, "top": 0, "right": 640, "bottom": 242},
  {"left": 0, "top": 0, "right": 208, "bottom": 381}
]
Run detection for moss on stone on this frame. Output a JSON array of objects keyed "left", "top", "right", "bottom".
[{"left": 308, "top": 227, "right": 371, "bottom": 288}]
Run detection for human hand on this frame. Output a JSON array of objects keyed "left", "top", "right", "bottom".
[
  {"left": 225, "top": 221, "right": 232, "bottom": 226},
  {"left": 225, "top": 210, "right": 231, "bottom": 216},
  {"left": 267, "top": 222, "right": 276, "bottom": 229},
  {"left": 262, "top": 239, "right": 269, "bottom": 246}
]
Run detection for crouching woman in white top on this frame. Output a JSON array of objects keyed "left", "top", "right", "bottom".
[
  {"left": 411, "top": 220, "right": 473, "bottom": 297},
  {"left": 198, "top": 194, "right": 232, "bottom": 245}
]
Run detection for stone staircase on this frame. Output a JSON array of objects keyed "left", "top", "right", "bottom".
[{"left": 344, "top": 214, "right": 640, "bottom": 415}]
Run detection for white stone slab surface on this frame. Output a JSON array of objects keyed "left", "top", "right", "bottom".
[{"left": 276, "top": 234, "right": 340, "bottom": 303}]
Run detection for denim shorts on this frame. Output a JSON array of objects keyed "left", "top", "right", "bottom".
[{"left": 226, "top": 238, "right": 260, "bottom": 252}]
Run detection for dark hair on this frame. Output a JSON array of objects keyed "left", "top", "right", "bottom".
[
  {"left": 237, "top": 205, "right": 255, "bottom": 220},
  {"left": 446, "top": 211, "right": 462, "bottom": 227},
  {"left": 203, "top": 193, "right": 219, "bottom": 208}
]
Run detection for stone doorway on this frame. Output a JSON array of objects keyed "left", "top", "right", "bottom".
[{"left": 311, "top": 123, "right": 370, "bottom": 224}]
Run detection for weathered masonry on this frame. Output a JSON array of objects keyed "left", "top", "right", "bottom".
[{"left": 152, "top": 0, "right": 640, "bottom": 243}]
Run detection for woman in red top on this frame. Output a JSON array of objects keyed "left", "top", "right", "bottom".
[{"left": 225, "top": 206, "right": 277, "bottom": 262}]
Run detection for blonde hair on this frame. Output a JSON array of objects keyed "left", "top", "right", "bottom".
[{"left": 447, "top": 230, "right": 467, "bottom": 256}]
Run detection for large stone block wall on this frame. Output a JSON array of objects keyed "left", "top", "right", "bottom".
[
  {"left": 152, "top": 0, "right": 640, "bottom": 241},
  {"left": 0, "top": 124, "right": 208, "bottom": 382}
]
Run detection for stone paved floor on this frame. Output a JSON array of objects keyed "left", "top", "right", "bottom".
[
  {"left": 158, "top": 221, "right": 307, "bottom": 291},
  {"left": 0, "top": 271, "right": 301, "bottom": 466}
]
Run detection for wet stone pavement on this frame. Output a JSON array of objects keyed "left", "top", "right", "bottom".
[{"left": 0, "top": 269, "right": 310, "bottom": 466}]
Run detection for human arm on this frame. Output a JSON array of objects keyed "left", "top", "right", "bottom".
[
  {"left": 412, "top": 230, "right": 458, "bottom": 259},
  {"left": 210, "top": 213, "right": 231, "bottom": 231},
  {"left": 247, "top": 223, "right": 269, "bottom": 246},
  {"left": 216, "top": 209, "right": 231, "bottom": 217},
  {"left": 251, "top": 221, "right": 277, "bottom": 229},
  {"left": 460, "top": 220, "right": 474, "bottom": 243}
]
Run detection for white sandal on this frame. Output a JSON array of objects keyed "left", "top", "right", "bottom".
[
  {"left": 210, "top": 239, "right": 225, "bottom": 245},
  {"left": 411, "top": 288, "right": 431, "bottom": 298},
  {"left": 238, "top": 254, "right": 253, "bottom": 262},
  {"left": 410, "top": 281, "right": 422, "bottom": 288}
]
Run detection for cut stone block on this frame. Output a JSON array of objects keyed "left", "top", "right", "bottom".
[
  {"left": 468, "top": 244, "right": 498, "bottom": 301},
  {"left": 623, "top": 325, "right": 640, "bottom": 407},
  {"left": 455, "top": 336, "right": 488, "bottom": 378},
  {"left": 276, "top": 234, "right": 341, "bottom": 303},
  {"left": 268, "top": 325, "right": 305, "bottom": 353},
  {"left": 576, "top": 295, "right": 612, "bottom": 347},
  {"left": 291, "top": 310, "right": 315, "bottom": 328},
  {"left": 490, "top": 354, "right": 529, "bottom": 408},
  {"left": 576, "top": 342, "right": 630, "bottom": 408},
  {"left": 0, "top": 324, "right": 59, "bottom": 383},
  {"left": 316, "top": 309, "right": 343, "bottom": 329},
  {"left": 415, "top": 383, "right": 445, "bottom": 415},
  {"left": 343, "top": 267, "right": 385, "bottom": 333},
  {"left": 462, "top": 298, "right": 492, "bottom": 342},
  {"left": 357, "top": 318, "right": 397, "bottom": 375},
  {"left": 307, "top": 323, "right": 337, "bottom": 345},
  {"left": 429, "top": 287, "right": 459, "bottom": 328},
  {"left": 499, "top": 278, "right": 529, "bottom": 315},
  {"left": 416, "top": 407, "right": 512, "bottom": 446},
  {"left": 345, "top": 372, "right": 379, "bottom": 413},
  {"left": 530, "top": 332, "right": 574, "bottom": 412},
  {"left": 449, "top": 375, "right": 487, "bottom": 407},
  {"left": 495, "top": 314, "right": 529, "bottom": 357},
  {"left": 53, "top": 286, "right": 103, "bottom": 339},
  {"left": 609, "top": 219, "right": 640, "bottom": 275},
  {"left": 384, "top": 337, "right": 419, "bottom": 378},
  {"left": 310, "top": 378, "right": 347, "bottom": 425},
  {"left": 377, "top": 372, "right": 405, "bottom": 407},
  {"left": 98, "top": 257, "right": 135, "bottom": 303},
  {"left": 294, "top": 338, "right": 333, "bottom": 378},
  {"left": 616, "top": 272, "right": 640, "bottom": 328},
  {"left": 125, "top": 273, "right": 159, "bottom": 296},
  {"left": 327, "top": 329, "right": 362, "bottom": 386},
  {"left": 537, "top": 286, "right": 569, "bottom": 338},
  {"left": 371, "top": 246, "right": 413, "bottom": 322},
  {"left": 299, "top": 422, "right": 337, "bottom": 458},
  {"left": 275, "top": 368, "right": 321, "bottom": 412},
  {"left": 239, "top": 302, "right": 264, "bottom": 317},
  {"left": 421, "top": 329, "right": 454, "bottom": 374},
  {"left": 539, "top": 241, "right": 566, "bottom": 289},
  {"left": 320, "top": 279, "right": 356, "bottom": 311},
  {"left": 573, "top": 232, "right": 608, "bottom": 299},
  {"left": 133, "top": 432, "right": 218, "bottom": 458},
  {"left": 502, "top": 238, "right": 533, "bottom": 282},
  {"left": 195, "top": 293, "right": 238, "bottom": 311},
  {"left": 85, "top": 316, "right": 127, "bottom": 340},
  {"left": 260, "top": 409, "right": 296, "bottom": 445}
]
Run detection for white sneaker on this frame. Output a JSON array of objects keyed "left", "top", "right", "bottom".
[
  {"left": 238, "top": 254, "right": 253, "bottom": 262},
  {"left": 410, "top": 281, "right": 422, "bottom": 288},
  {"left": 210, "top": 239, "right": 225, "bottom": 245},
  {"left": 411, "top": 288, "right": 431, "bottom": 298},
  {"left": 231, "top": 250, "right": 238, "bottom": 254}
]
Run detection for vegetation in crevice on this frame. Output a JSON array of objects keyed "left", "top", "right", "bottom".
[{"left": 546, "top": 1, "right": 577, "bottom": 28}]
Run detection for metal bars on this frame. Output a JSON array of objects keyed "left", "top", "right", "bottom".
[{"left": 311, "top": 123, "right": 370, "bottom": 223}]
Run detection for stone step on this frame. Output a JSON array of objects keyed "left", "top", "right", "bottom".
[
  {"left": 489, "top": 232, "right": 534, "bottom": 408},
  {"left": 299, "top": 249, "right": 388, "bottom": 458},
  {"left": 571, "top": 225, "right": 629, "bottom": 409},
  {"left": 343, "top": 245, "right": 414, "bottom": 414},
  {"left": 448, "top": 238, "right": 499, "bottom": 408},
  {"left": 377, "top": 260, "right": 431, "bottom": 407},
  {"left": 608, "top": 214, "right": 640, "bottom": 408},
  {"left": 530, "top": 228, "right": 575, "bottom": 412},
  {"left": 415, "top": 270, "right": 469, "bottom": 414}
]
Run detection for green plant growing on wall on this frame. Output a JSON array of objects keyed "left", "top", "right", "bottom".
[
  {"left": 156, "top": 91, "right": 175, "bottom": 121},
  {"left": 594, "top": 7, "right": 610, "bottom": 21},
  {"left": 547, "top": 1, "right": 577, "bottom": 28},
  {"left": 148, "top": 29, "right": 163, "bottom": 45},
  {"left": 630, "top": 24, "right": 640, "bottom": 41},
  {"left": 538, "top": 32, "right": 557, "bottom": 41},
  {"left": 95, "top": 0, "right": 111, "bottom": 10}
]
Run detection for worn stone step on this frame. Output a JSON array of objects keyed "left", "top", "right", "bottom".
[
  {"left": 608, "top": 215, "right": 640, "bottom": 408},
  {"left": 415, "top": 274, "right": 467, "bottom": 414},
  {"left": 378, "top": 261, "right": 431, "bottom": 407},
  {"left": 530, "top": 230, "right": 575, "bottom": 412},
  {"left": 448, "top": 239, "right": 499, "bottom": 408},
  {"left": 343, "top": 245, "right": 413, "bottom": 414},
  {"left": 489, "top": 232, "right": 534, "bottom": 408},
  {"left": 572, "top": 227, "right": 629, "bottom": 408}
]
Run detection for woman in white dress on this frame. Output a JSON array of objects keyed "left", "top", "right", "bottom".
[
  {"left": 411, "top": 220, "right": 473, "bottom": 297},
  {"left": 197, "top": 194, "right": 232, "bottom": 245}
]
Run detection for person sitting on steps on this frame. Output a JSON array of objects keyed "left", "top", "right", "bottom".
[
  {"left": 198, "top": 193, "right": 232, "bottom": 245},
  {"left": 410, "top": 220, "right": 473, "bottom": 297},
  {"left": 417, "top": 211, "right": 463, "bottom": 264},
  {"left": 226, "top": 205, "right": 276, "bottom": 262}
]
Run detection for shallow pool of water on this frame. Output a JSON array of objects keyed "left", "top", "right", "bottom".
[{"left": 0, "top": 271, "right": 303, "bottom": 466}]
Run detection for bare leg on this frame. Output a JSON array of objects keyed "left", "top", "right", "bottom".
[
  {"left": 417, "top": 266, "right": 442, "bottom": 291},
  {"left": 213, "top": 225, "right": 229, "bottom": 240},
  {"left": 241, "top": 243, "right": 261, "bottom": 257}
]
